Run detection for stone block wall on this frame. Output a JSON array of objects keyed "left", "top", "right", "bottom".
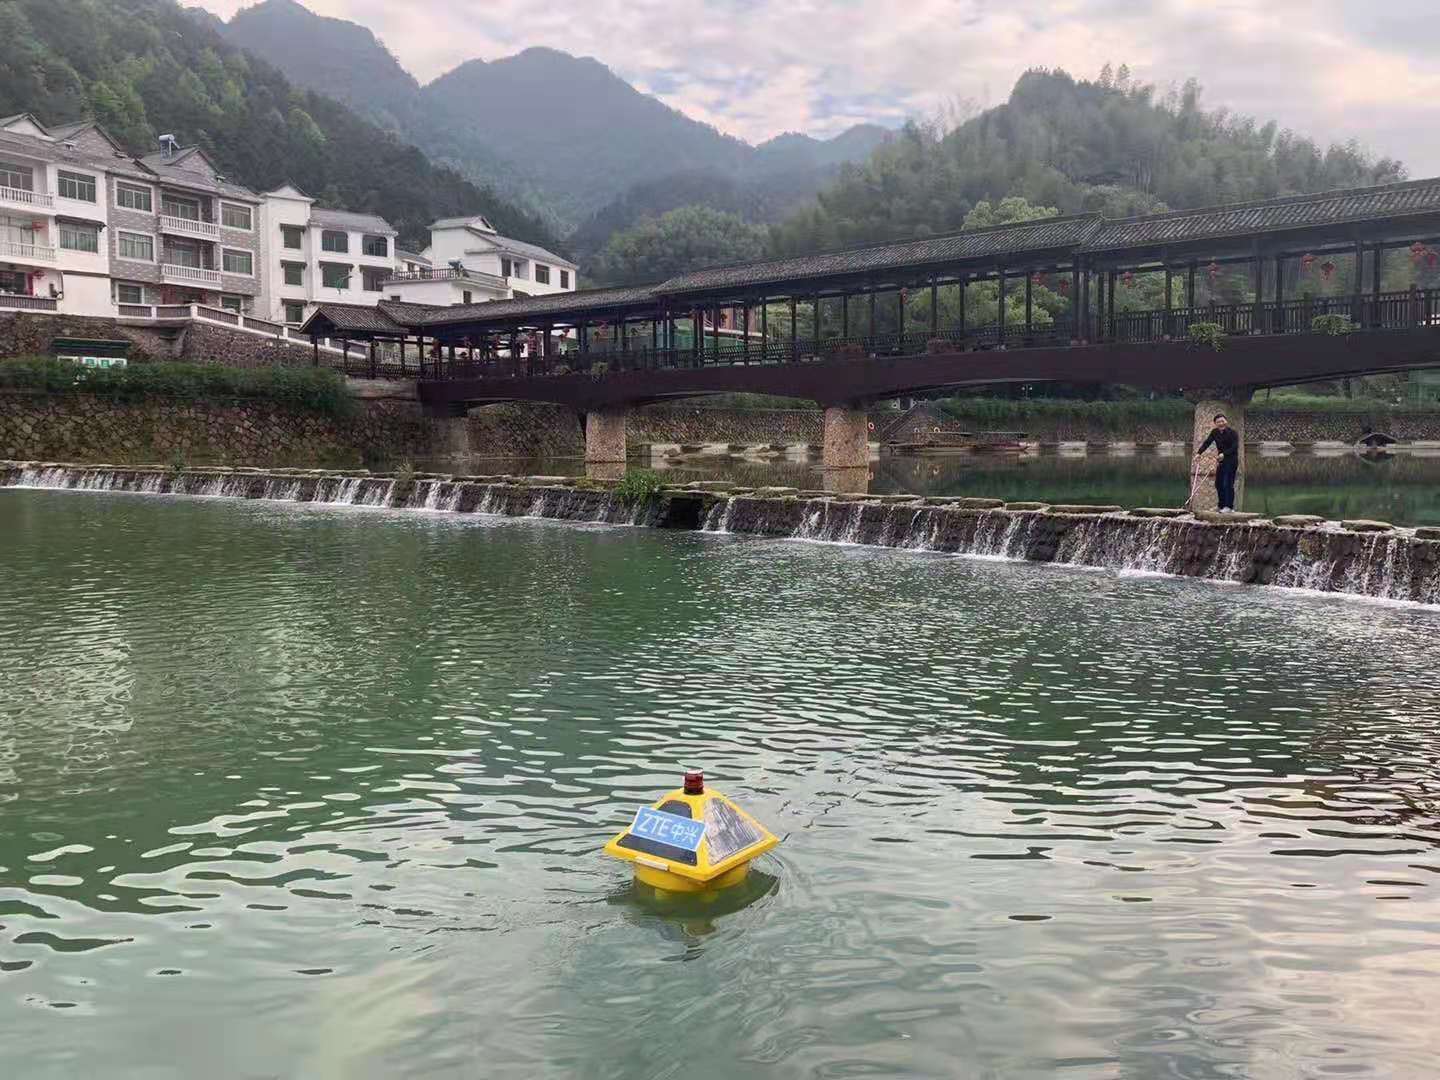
[{"left": 0, "top": 391, "right": 434, "bottom": 467}]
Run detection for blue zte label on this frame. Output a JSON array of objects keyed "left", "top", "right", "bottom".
[{"left": 630, "top": 807, "right": 707, "bottom": 852}]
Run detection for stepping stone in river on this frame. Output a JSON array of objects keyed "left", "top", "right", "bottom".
[
  {"left": 1272, "top": 514, "right": 1327, "bottom": 528},
  {"left": 1130, "top": 507, "right": 1187, "bottom": 518},
  {"left": 1004, "top": 501, "right": 1050, "bottom": 512},
  {"left": 1341, "top": 519, "right": 1394, "bottom": 533},
  {"left": 956, "top": 497, "right": 1005, "bottom": 509},
  {"left": 1415, "top": 527, "right": 1440, "bottom": 541},
  {"left": 1047, "top": 504, "right": 1124, "bottom": 515},
  {"left": 1192, "top": 510, "right": 1263, "bottom": 523}
]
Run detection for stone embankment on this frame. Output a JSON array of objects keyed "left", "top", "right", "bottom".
[{"left": 6, "top": 461, "right": 1439, "bottom": 604}]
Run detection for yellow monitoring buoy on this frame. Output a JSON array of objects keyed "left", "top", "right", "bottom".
[{"left": 604, "top": 770, "right": 779, "bottom": 893}]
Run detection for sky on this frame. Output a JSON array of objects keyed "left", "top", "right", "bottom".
[{"left": 196, "top": 0, "right": 1440, "bottom": 174}]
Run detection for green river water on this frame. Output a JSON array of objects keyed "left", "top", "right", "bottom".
[{"left": 3, "top": 489, "right": 1440, "bottom": 1078}]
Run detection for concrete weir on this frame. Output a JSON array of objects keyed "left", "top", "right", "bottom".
[{"left": 5, "top": 460, "right": 1440, "bottom": 604}]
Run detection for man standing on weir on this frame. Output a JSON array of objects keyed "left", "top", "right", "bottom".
[{"left": 1196, "top": 413, "right": 1241, "bottom": 512}]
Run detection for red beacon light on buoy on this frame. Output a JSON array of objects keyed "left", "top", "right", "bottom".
[{"left": 604, "top": 769, "right": 778, "bottom": 893}]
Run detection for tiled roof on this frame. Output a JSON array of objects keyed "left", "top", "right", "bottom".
[
  {"left": 418, "top": 284, "right": 658, "bottom": 327},
  {"left": 311, "top": 206, "right": 396, "bottom": 235},
  {"left": 302, "top": 303, "right": 409, "bottom": 335},
  {"left": 138, "top": 147, "right": 259, "bottom": 201},
  {"left": 0, "top": 129, "right": 121, "bottom": 174},
  {"left": 377, "top": 299, "right": 445, "bottom": 323},
  {"left": 1083, "top": 178, "right": 1440, "bottom": 251},
  {"left": 428, "top": 215, "right": 573, "bottom": 268},
  {"left": 430, "top": 215, "right": 493, "bottom": 230},
  {"left": 658, "top": 215, "right": 1103, "bottom": 295}
]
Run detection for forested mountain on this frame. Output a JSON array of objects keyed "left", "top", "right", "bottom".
[
  {"left": 217, "top": 0, "right": 889, "bottom": 233},
  {"left": 771, "top": 67, "right": 1406, "bottom": 255},
  {"left": 0, "top": 0, "right": 561, "bottom": 251}
]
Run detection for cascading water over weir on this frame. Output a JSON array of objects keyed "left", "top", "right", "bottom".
[{"left": 6, "top": 460, "right": 1440, "bottom": 604}]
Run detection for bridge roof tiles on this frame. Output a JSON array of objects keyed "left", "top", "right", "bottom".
[
  {"left": 419, "top": 283, "right": 661, "bottom": 327},
  {"left": 658, "top": 214, "right": 1103, "bottom": 296},
  {"left": 1083, "top": 178, "right": 1440, "bottom": 252}
]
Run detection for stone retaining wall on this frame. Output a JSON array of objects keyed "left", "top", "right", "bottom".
[{"left": 0, "top": 392, "right": 433, "bottom": 467}]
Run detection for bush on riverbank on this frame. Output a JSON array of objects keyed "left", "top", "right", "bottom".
[
  {"left": 0, "top": 357, "right": 356, "bottom": 418},
  {"left": 934, "top": 396, "right": 1440, "bottom": 431}
]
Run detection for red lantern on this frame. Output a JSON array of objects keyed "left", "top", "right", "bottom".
[
  {"left": 1207, "top": 261, "right": 1220, "bottom": 282},
  {"left": 1121, "top": 271, "right": 1135, "bottom": 288},
  {"left": 1058, "top": 279, "right": 1071, "bottom": 295},
  {"left": 1301, "top": 252, "right": 1316, "bottom": 273},
  {"left": 1321, "top": 260, "right": 1337, "bottom": 281},
  {"left": 1411, "top": 241, "right": 1427, "bottom": 261},
  {"left": 1031, "top": 271, "right": 1047, "bottom": 286}
]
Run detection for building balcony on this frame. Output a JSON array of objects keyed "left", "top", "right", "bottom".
[
  {"left": 384, "top": 266, "right": 506, "bottom": 289},
  {"left": 159, "top": 214, "right": 220, "bottom": 240},
  {"left": 161, "top": 263, "right": 222, "bottom": 286},
  {"left": 0, "top": 186, "right": 54, "bottom": 212},
  {"left": 0, "top": 239, "right": 57, "bottom": 265},
  {"left": 0, "top": 293, "right": 58, "bottom": 312}
]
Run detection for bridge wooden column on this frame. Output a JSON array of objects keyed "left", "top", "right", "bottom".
[{"left": 1186, "top": 388, "right": 1253, "bottom": 512}]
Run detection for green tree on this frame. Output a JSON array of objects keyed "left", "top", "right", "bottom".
[{"left": 591, "top": 205, "right": 769, "bottom": 285}]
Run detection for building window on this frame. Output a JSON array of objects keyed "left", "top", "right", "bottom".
[
  {"left": 362, "top": 234, "right": 388, "bottom": 258},
  {"left": 283, "top": 301, "right": 306, "bottom": 325},
  {"left": 221, "top": 203, "right": 253, "bottom": 230},
  {"left": 500, "top": 257, "right": 512, "bottom": 278},
  {"left": 361, "top": 267, "right": 386, "bottom": 292},
  {"left": 162, "top": 195, "right": 201, "bottom": 221},
  {"left": 117, "top": 231, "right": 155, "bottom": 262},
  {"left": 168, "top": 239, "right": 201, "bottom": 268},
  {"left": 0, "top": 161, "right": 34, "bottom": 191},
  {"left": 222, "top": 248, "right": 253, "bottom": 275},
  {"left": 115, "top": 282, "right": 146, "bottom": 305},
  {"left": 283, "top": 262, "right": 304, "bottom": 286},
  {"left": 321, "top": 230, "right": 348, "bottom": 253},
  {"left": 535, "top": 264, "right": 550, "bottom": 285},
  {"left": 57, "top": 170, "right": 97, "bottom": 202},
  {"left": 321, "top": 263, "right": 350, "bottom": 289},
  {"left": 59, "top": 221, "right": 99, "bottom": 252},
  {"left": 116, "top": 182, "right": 153, "bottom": 212},
  {"left": 560, "top": 269, "right": 570, "bottom": 289},
  {"left": 463, "top": 290, "right": 474, "bottom": 303},
  {"left": 282, "top": 225, "right": 304, "bottom": 249},
  {"left": 220, "top": 294, "right": 243, "bottom": 313}
]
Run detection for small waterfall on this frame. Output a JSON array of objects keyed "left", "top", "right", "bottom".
[
  {"left": 702, "top": 498, "right": 737, "bottom": 533},
  {"left": 7, "top": 462, "right": 1440, "bottom": 603}
]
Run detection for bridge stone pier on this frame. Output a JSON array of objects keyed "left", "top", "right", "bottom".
[
  {"left": 822, "top": 406, "right": 871, "bottom": 469},
  {"left": 584, "top": 407, "right": 628, "bottom": 464},
  {"left": 1186, "top": 389, "right": 1251, "bottom": 513}
]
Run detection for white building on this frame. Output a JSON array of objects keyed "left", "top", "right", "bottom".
[
  {"left": 384, "top": 214, "right": 576, "bottom": 308},
  {"left": 256, "top": 183, "right": 399, "bottom": 326},
  {"left": 0, "top": 113, "right": 117, "bottom": 318}
]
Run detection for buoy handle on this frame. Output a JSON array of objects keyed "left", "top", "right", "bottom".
[{"left": 683, "top": 770, "right": 704, "bottom": 794}]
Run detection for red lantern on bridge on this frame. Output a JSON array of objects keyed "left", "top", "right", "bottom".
[
  {"left": 1301, "top": 252, "right": 1316, "bottom": 273},
  {"left": 1321, "top": 260, "right": 1337, "bottom": 281},
  {"left": 1121, "top": 271, "right": 1135, "bottom": 288},
  {"left": 1031, "top": 271, "right": 1047, "bottom": 287},
  {"left": 1057, "top": 279, "right": 1071, "bottom": 296},
  {"left": 1206, "top": 261, "right": 1220, "bottom": 282}
]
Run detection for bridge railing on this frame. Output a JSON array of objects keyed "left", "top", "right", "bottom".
[{"left": 421, "top": 290, "right": 1440, "bottom": 381}]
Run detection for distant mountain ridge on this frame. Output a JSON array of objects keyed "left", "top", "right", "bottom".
[{"left": 220, "top": 0, "right": 890, "bottom": 233}]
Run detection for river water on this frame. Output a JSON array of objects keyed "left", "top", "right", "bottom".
[{"left": 3, "top": 489, "right": 1440, "bottom": 1078}]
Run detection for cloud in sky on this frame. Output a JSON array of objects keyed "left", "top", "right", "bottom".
[{"left": 199, "top": 0, "right": 1440, "bottom": 172}]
